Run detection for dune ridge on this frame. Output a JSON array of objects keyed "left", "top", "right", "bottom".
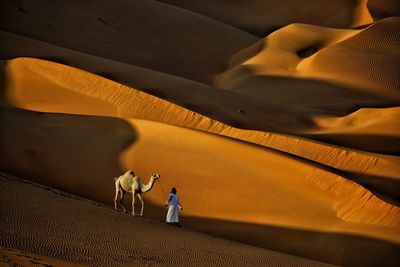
[
  {"left": 156, "top": 0, "right": 373, "bottom": 36},
  {"left": 1, "top": 58, "right": 400, "bottom": 232},
  {"left": 1, "top": 106, "right": 399, "bottom": 239},
  {"left": 3, "top": 58, "right": 400, "bottom": 181},
  {"left": 216, "top": 17, "right": 400, "bottom": 102},
  {"left": 307, "top": 169, "right": 399, "bottom": 226},
  {"left": 0, "top": 0, "right": 258, "bottom": 83},
  {"left": 2, "top": 31, "right": 399, "bottom": 155},
  {"left": 1, "top": 105, "right": 399, "bottom": 267},
  {"left": 1, "top": 0, "right": 400, "bottom": 265}
]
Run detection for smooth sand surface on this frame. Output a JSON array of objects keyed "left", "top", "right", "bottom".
[{"left": 0, "top": 0, "right": 399, "bottom": 266}]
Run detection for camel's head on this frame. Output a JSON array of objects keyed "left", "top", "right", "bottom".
[{"left": 151, "top": 173, "right": 160, "bottom": 181}]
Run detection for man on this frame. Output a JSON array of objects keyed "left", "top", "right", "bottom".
[{"left": 165, "top": 187, "right": 183, "bottom": 226}]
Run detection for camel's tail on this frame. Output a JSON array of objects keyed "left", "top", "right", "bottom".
[{"left": 114, "top": 177, "right": 118, "bottom": 181}]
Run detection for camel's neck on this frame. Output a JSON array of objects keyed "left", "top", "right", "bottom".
[{"left": 141, "top": 178, "right": 156, "bottom": 193}]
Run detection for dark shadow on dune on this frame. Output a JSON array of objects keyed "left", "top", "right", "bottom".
[
  {"left": 344, "top": 172, "right": 400, "bottom": 205},
  {"left": 36, "top": 56, "right": 69, "bottom": 65},
  {"left": 178, "top": 216, "right": 400, "bottom": 267},
  {"left": 0, "top": 61, "right": 6, "bottom": 106},
  {"left": 0, "top": 108, "right": 137, "bottom": 202},
  {"left": 297, "top": 45, "right": 319, "bottom": 58},
  {"left": 1, "top": 166, "right": 399, "bottom": 266},
  {"left": 230, "top": 74, "right": 398, "bottom": 115},
  {"left": 2, "top": 170, "right": 399, "bottom": 266},
  {"left": 114, "top": 197, "right": 400, "bottom": 267},
  {"left": 0, "top": 61, "right": 8, "bottom": 146},
  {"left": 367, "top": 0, "right": 400, "bottom": 19},
  {"left": 308, "top": 133, "right": 400, "bottom": 156},
  {"left": 141, "top": 87, "right": 169, "bottom": 100},
  {"left": 93, "top": 71, "right": 117, "bottom": 81}
]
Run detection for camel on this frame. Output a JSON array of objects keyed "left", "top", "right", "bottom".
[{"left": 114, "top": 170, "right": 160, "bottom": 216}]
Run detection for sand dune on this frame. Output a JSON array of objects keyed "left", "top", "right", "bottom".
[
  {"left": 367, "top": 0, "right": 400, "bottom": 19},
  {"left": 0, "top": 0, "right": 257, "bottom": 83},
  {"left": 1, "top": 0, "right": 399, "bottom": 266},
  {"left": 1, "top": 58, "right": 400, "bottom": 264},
  {"left": 1, "top": 175, "right": 336, "bottom": 267},
  {"left": 0, "top": 31, "right": 315, "bottom": 133},
  {"left": 2, "top": 58, "right": 399, "bottom": 179},
  {"left": 157, "top": 0, "right": 373, "bottom": 36},
  {"left": 215, "top": 17, "right": 400, "bottom": 154},
  {"left": 216, "top": 18, "right": 400, "bottom": 103},
  {"left": 1, "top": 107, "right": 399, "bottom": 265}
]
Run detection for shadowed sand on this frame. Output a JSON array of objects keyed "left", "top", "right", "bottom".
[
  {"left": 157, "top": 0, "right": 373, "bottom": 36},
  {"left": 1, "top": 107, "right": 399, "bottom": 266},
  {"left": 0, "top": 175, "right": 336, "bottom": 267},
  {"left": 0, "top": 0, "right": 257, "bottom": 83},
  {"left": 0, "top": 0, "right": 399, "bottom": 266},
  {"left": 1, "top": 58, "right": 400, "bottom": 197}
]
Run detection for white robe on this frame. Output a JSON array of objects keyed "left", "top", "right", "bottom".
[{"left": 166, "top": 193, "right": 181, "bottom": 223}]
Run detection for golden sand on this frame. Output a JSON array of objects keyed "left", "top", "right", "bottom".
[{"left": 0, "top": 0, "right": 399, "bottom": 266}]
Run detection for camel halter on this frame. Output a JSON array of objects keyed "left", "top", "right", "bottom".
[{"left": 157, "top": 179, "right": 168, "bottom": 198}]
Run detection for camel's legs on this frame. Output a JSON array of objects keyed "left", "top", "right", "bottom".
[
  {"left": 137, "top": 194, "right": 144, "bottom": 216},
  {"left": 119, "top": 189, "right": 126, "bottom": 213},
  {"left": 132, "top": 193, "right": 136, "bottom": 216},
  {"left": 114, "top": 180, "right": 120, "bottom": 210}
]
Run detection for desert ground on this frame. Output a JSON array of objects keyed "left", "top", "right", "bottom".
[{"left": 0, "top": 0, "right": 399, "bottom": 266}]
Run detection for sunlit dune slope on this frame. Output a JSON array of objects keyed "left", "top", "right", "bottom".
[
  {"left": 2, "top": 30, "right": 400, "bottom": 156},
  {"left": 0, "top": 0, "right": 258, "bottom": 83},
  {"left": 1, "top": 0, "right": 399, "bottom": 266},
  {"left": 1, "top": 108, "right": 399, "bottom": 266},
  {"left": 1, "top": 176, "right": 336, "bottom": 267},
  {"left": 310, "top": 107, "right": 400, "bottom": 152},
  {"left": 2, "top": 57, "right": 399, "bottom": 179},
  {"left": 298, "top": 17, "right": 400, "bottom": 99},
  {"left": 216, "top": 17, "right": 400, "bottom": 105},
  {"left": 0, "top": 31, "right": 315, "bottom": 133},
  {"left": 214, "top": 17, "right": 400, "bottom": 154},
  {"left": 157, "top": 0, "right": 373, "bottom": 36}
]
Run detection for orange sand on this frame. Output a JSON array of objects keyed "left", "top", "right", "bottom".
[{"left": 0, "top": 0, "right": 399, "bottom": 266}]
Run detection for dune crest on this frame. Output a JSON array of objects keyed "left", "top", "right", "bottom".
[
  {"left": 3, "top": 31, "right": 399, "bottom": 155},
  {"left": 0, "top": 0, "right": 258, "bottom": 83},
  {"left": 3, "top": 57, "right": 400, "bottom": 182},
  {"left": 216, "top": 18, "right": 400, "bottom": 102},
  {"left": 157, "top": 0, "right": 373, "bottom": 36},
  {"left": 1, "top": 107, "right": 399, "bottom": 243},
  {"left": 307, "top": 169, "right": 399, "bottom": 226},
  {"left": 1, "top": 0, "right": 400, "bottom": 265},
  {"left": 1, "top": 58, "right": 400, "bottom": 233}
]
